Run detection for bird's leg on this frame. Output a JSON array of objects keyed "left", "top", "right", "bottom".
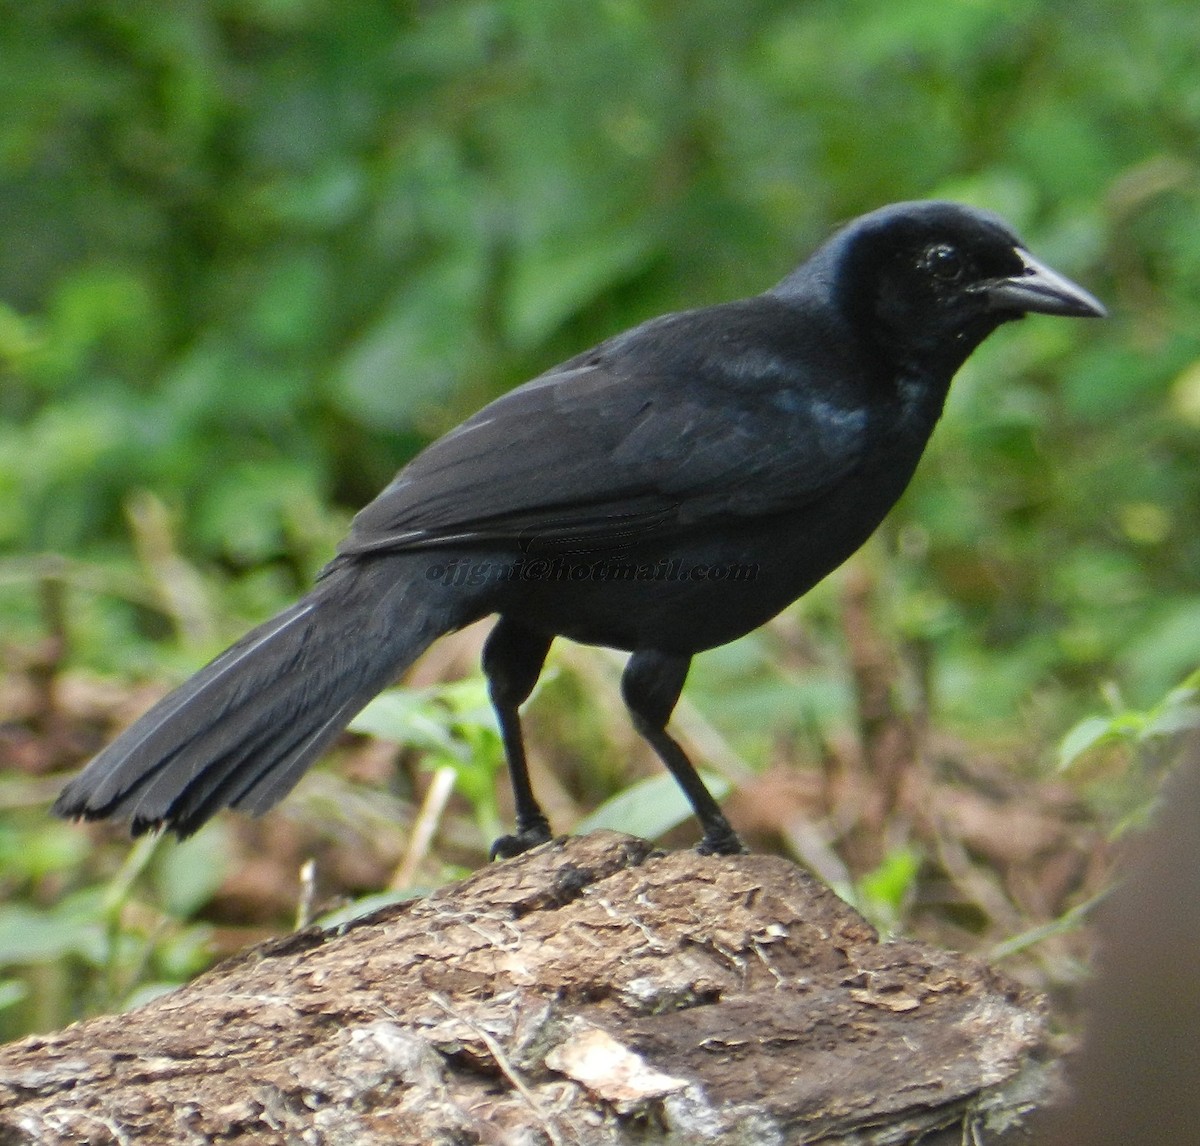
[
  {"left": 621, "top": 650, "right": 745, "bottom": 855},
  {"left": 483, "top": 616, "right": 554, "bottom": 860}
]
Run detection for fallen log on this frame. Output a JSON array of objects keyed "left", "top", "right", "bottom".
[{"left": 0, "top": 832, "right": 1055, "bottom": 1144}]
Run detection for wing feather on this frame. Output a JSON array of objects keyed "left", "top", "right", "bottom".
[{"left": 338, "top": 298, "right": 871, "bottom": 557}]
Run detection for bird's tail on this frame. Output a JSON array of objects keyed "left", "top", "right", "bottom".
[{"left": 54, "top": 555, "right": 468, "bottom": 836}]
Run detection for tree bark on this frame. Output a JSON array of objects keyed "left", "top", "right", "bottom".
[{"left": 0, "top": 832, "right": 1056, "bottom": 1145}]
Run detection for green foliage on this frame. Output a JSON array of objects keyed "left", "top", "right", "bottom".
[
  {"left": 1056, "top": 671, "right": 1200, "bottom": 840},
  {"left": 351, "top": 679, "right": 509, "bottom": 841},
  {"left": 0, "top": 821, "right": 226, "bottom": 1038},
  {"left": 989, "top": 889, "right": 1110, "bottom": 963},
  {"left": 1059, "top": 671, "right": 1200, "bottom": 773},
  {"left": 577, "top": 771, "right": 733, "bottom": 843},
  {"left": 853, "top": 846, "right": 923, "bottom": 936}
]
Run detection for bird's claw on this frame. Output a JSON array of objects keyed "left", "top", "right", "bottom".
[
  {"left": 490, "top": 822, "right": 553, "bottom": 861},
  {"left": 695, "top": 822, "right": 747, "bottom": 856}
]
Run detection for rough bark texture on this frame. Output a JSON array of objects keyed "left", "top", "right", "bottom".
[{"left": 0, "top": 832, "right": 1055, "bottom": 1145}]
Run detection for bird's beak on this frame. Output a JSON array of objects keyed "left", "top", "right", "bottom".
[{"left": 983, "top": 249, "right": 1107, "bottom": 318}]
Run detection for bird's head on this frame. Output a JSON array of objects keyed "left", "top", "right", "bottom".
[{"left": 790, "top": 200, "right": 1106, "bottom": 375}]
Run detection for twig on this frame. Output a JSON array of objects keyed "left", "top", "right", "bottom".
[
  {"left": 295, "top": 858, "right": 318, "bottom": 931},
  {"left": 390, "top": 765, "right": 457, "bottom": 891},
  {"left": 428, "top": 992, "right": 575, "bottom": 1146}
]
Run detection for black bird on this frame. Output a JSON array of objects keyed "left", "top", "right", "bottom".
[{"left": 54, "top": 201, "right": 1105, "bottom": 857}]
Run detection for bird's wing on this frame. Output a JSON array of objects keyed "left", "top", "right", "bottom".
[{"left": 338, "top": 302, "right": 871, "bottom": 558}]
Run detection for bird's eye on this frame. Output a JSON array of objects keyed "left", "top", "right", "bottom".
[{"left": 923, "top": 243, "right": 965, "bottom": 282}]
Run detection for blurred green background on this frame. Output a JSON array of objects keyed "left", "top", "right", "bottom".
[{"left": 0, "top": 0, "right": 1198, "bottom": 1036}]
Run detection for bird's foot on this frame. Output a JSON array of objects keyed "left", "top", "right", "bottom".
[
  {"left": 490, "top": 819, "right": 553, "bottom": 861},
  {"left": 695, "top": 818, "right": 747, "bottom": 856}
]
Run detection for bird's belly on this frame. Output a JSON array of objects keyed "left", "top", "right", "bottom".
[{"left": 485, "top": 470, "right": 908, "bottom": 654}]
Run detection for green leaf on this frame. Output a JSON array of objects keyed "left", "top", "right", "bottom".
[
  {"left": 0, "top": 821, "right": 90, "bottom": 880},
  {"left": 349, "top": 691, "right": 460, "bottom": 755},
  {"left": 0, "top": 901, "right": 103, "bottom": 965},
  {"left": 333, "top": 247, "right": 485, "bottom": 431},
  {"left": 153, "top": 925, "right": 217, "bottom": 981},
  {"left": 1058, "top": 715, "right": 1122, "bottom": 771},
  {"left": 990, "top": 890, "right": 1110, "bottom": 961},
  {"left": 315, "top": 889, "right": 425, "bottom": 930},
  {"left": 1142, "top": 703, "right": 1200, "bottom": 739},
  {"left": 503, "top": 223, "right": 659, "bottom": 348},
  {"left": 0, "top": 980, "right": 28, "bottom": 1011},
  {"left": 857, "top": 847, "right": 922, "bottom": 914},
  {"left": 576, "top": 771, "right": 732, "bottom": 842},
  {"left": 153, "top": 826, "right": 230, "bottom": 918}
]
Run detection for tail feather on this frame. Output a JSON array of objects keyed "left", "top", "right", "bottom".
[
  {"left": 228, "top": 691, "right": 378, "bottom": 816},
  {"left": 54, "top": 557, "right": 461, "bottom": 836}
]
